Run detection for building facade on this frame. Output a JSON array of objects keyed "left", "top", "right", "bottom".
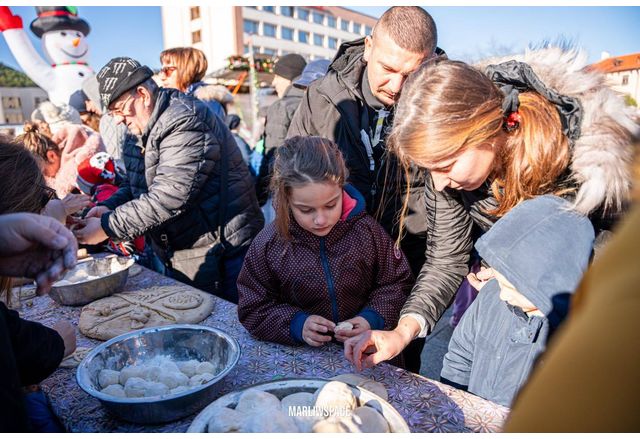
[
  {"left": 589, "top": 52, "right": 640, "bottom": 106},
  {"left": 0, "top": 86, "right": 47, "bottom": 125},
  {"left": 161, "top": 6, "right": 378, "bottom": 72}
]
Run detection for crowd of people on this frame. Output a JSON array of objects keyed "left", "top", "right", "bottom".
[{"left": 0, "top": 6, "right": 638, "bottom": 433}]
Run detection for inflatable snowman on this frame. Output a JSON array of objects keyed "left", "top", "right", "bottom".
[{"left": 0, "top": 6, "right": 93, "bottom": 107}]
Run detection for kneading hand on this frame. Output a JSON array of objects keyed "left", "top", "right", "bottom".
[
  {"left": 302, "top": 315, "right": 336, "bottom": 347},
  {"left": 334, "top": 316, "right": 371, "bottom": 343},
  {"left": 73, "top": 217, "right": 109, "bottom": 245}
]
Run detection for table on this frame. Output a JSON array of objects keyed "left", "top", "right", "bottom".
[{"left": 18, "top": 265, "right": 509, "bottom": 433}]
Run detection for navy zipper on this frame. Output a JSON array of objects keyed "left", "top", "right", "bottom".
[{"left": 319, "top": 238, "right": 339, "bottom": 323}]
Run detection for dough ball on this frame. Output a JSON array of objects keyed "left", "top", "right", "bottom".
[
  {"left": 143, "top": 366, "right": 163, "bottom": 382},
  {"left": 312, "top": 418, "right": 360, "bottom": 433},
  {"left": 101, "top": 384, "right": 126, "bottom": 398},
  {"left": 351, "top": 406, "right": 389, "bottom": 433},
  {"left": 247, "top": 407, "right": 299, "bottom": 433},
  {"left": 281, "top": 392, "right": 318, "bottom": 432},
  {"left": 124, "top": 377, "right": 168, "bottom": 398},
  {"left": 314, "top": 381, "right": 357, "bottom": 414},
  {"left": 98, "top": 369, "right": 120, "bottom": 389},
  {"left": 196, "top": 361, "right": 216, "bottom": 375},
  {"left": 335, "top": 321, "right": 354, "bottom": 332},
  {"left": 177, "top": 360, "right": 200, "bottom": 378},
  {"left": 188, "top": 372, "right": 214, "bottom": 387},
  {"left": 119, "top": 365, "right": 147, "bottom": 385},
  {"left": 332, "top": 374, "right": 388, "bottom": 401},
  {"left": 206, "top": 406, "right": 245, "bottom": 433},
  {"left": 147, "top": 355, "right": 181, "bottom": 374},
  {"left": 235, "top": 389, "right": 281, "bottom": 413},
  {"left": 157, "top": 371, "right": 189, "bottom": 389},
  {"left": 170, "top": 385, "right": 189, "bottom": 395}
]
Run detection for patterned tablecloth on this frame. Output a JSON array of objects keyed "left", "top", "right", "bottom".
[{"left": 18, "top": 265, "right": 509, "bottom": 433}]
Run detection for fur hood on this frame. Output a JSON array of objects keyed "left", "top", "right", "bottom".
[
  {"left": 475, "top": 46, "right": 639, "bottom": 215},
  {"left": 192, "top": 84, "right": 234, "bottom": 105}
]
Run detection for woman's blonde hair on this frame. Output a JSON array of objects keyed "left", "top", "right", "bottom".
[
  {"left": 16, "top": 121, "right": 60, "bottom": 163},
  {"left": 389, "top": 59, "right": 572, "bottom": 232},
  {"left": 270, "top": 136, "right": 349, "bottom": 240},
  {"left": 160, "top": 47, "right": 208, "bottom": 92}
]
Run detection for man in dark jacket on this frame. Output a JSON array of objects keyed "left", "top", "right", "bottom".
[
  {"left": 76, "top": 57, "right": 264, "bottom": 302},
  {"left": 255, "top": 53, "right": 306, "bottom": 205},
  {"left": 287, "top": 6, "right": 439, "bottom": 371}
]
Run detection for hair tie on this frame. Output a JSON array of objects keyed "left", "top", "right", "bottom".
[{"left": 486, "top": 60, "right": 583, "bottom": 145}]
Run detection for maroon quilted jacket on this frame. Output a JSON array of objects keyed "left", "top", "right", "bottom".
[{"left": 238, "top": 185, "right": 414, "bottom": 346}]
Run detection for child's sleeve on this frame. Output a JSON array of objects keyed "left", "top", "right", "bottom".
[
  {"left": 1, "top": 303, "right": 65, "bottom": 385},
  {"left": 358, "top": 219, "right": 415, "bottom": 331},
  {"left": 237, "top": 236, "right": 308, "bottom": 346},
  {"left": 440, "top": 294, "right": 480, "bottom": 389}
]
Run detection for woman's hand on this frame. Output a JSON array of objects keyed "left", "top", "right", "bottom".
[
  {"left": 302, "top": 315, "right": 336, "bottom": 347},
  {"left": 61, "top": 193, "right": 93, "bottom": 216},
  {"left": 334, "top": 316, "right": 370, "bottom": 342},
  {"left": 52, "top": 320, "right": 77, "bottom": 358},
  {"left": 83, "top": 205, "right": 111, "bottom": 219},
  {"left": 72, "top": 217, "right": 108, "bottom": 245}
]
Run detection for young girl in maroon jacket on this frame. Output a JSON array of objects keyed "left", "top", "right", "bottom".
[{"left": 237, "top": 136, "right": 414, "bottom": 348}]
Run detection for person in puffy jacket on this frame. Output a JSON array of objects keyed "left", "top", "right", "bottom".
[
  {"left": 75, "top": 57, "right": 263, "bottom": 303},
  {"left": 238, "top": 136, "right": 413, "bottom": 349}
]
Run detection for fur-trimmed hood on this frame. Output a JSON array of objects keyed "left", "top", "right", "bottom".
[
  {"left": 192, "top": 83, "right": 234, "bottom": 105},
  {"left": 475, "top": 45, "right": 639, "bottom": 215}
]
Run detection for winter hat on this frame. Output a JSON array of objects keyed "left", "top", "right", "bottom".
[
  {"left": 96, "top": 57, "right": 154, "bottom": 109},
  {"left": 31, "top": 101, "right": 82, "bottom": 134},
  {"left": 294, "top": 58, "right": 330, "bottom": 89},
  {"left": 76, "top": 152, "right": 116, "bottom": 195},
  {"left": 81, "top": 74, "right": 105, "bottom": 113},
  {"left": 30, "top": 6, "right": 90, "bottom": 38},
  {"left": 273, "top": 54, "right": 307, "bottom": 81}
]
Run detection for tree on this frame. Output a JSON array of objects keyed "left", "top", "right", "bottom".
[{"left": 0, "top": 63, "right": 37, "bottom": 87}]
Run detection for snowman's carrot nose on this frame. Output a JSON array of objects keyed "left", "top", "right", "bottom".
[{"left": 72, "top": 37, "right": 80, "bottom": 47}]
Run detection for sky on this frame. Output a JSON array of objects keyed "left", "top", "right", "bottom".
[{"left": 1, "top": 5, "right": 639, "bottom": 75}]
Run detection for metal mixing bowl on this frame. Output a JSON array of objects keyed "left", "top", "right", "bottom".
[
  {"left": 76, "top": 324, "right": 240, "bottom": 424},
  {"left": 50, "top": 256, "right": 134, "bottom": 306}
]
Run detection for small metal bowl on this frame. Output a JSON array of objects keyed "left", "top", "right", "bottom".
[
  {"left": 50, "top": 256, "right": 134, "bottom": 306},
  {"left": 76, "top": 324, "right": 240, "bottom": 424}
]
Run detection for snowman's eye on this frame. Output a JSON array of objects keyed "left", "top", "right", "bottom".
[
  {"left": 61, "top": 31, "right": 67, "bottom": 37},
  {"left": 76, "top": 32, "right": 81, "bottom": 37}
]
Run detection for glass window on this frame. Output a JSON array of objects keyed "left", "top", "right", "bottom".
[
  {"left": 313, "top": 33, "right": 324, "bottom": 47},
  {"left": 282, "top": 27, "right": 294, "bottom": 41},
  {"left": 243, "top": 19, "right": 259, "bottom": 34},
  {"left": 190, "top": 6, "right": 200, "bottom": 20},
  {"left": 365, "top": 25, "right": 373, "bottom": 36},
  {"left": 262, "top": 6, "right": 275, "bottom": 13},
  {"left": 243, "top": 45, "right": 249, "bottom": 54},
  {"left": 341, "top": 19, "right": 349, "bottom": 31},
  {"left": 622, "top": 75, "right": 629, "bottom": 85},
  {"left": 297, "top": 7, "right": 309, "bottom": 21},
  {"left": 298, "top": 30, "right": 309, "bottom": 44},
  {"left": 312, "top": 11, "right": 324, "bottom": 25},
  {"left": 328, "top": 37, "right": 337, "bottom": 50},
  {"left": 327, "top": 16, "right": 336, "bottom": 28},
  {"left": 191, "top": 30, "right": 201, "bottom": 44},
  {"left": 353, "top": 23, "right": 361, "bottom": 34},
  {"left": 263, "top": 23, "right": 276, "bottom": 37},
  {"left": 280, "top": 6, "right": 294, "bottom": 17},
  {"left": 263, "top": 48, "right": 276, "bottom": 56}
]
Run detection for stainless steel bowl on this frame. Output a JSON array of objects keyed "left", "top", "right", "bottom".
[
  {"left": 187, "top": 378, "right": 410, "bottom": 433},
  {"left": 76, "top": 324, "right": 240, "bottom": 424},
  {"left": 50, "top": 256, "right": 134, "bottom": 306}
]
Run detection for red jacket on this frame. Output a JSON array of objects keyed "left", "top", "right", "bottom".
[{"left": 238, "top": 185, "right": 414, "bottom": 346}]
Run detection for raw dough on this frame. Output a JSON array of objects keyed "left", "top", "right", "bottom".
[
  {"left": 334, "top": 321, "right": 354, "bottom": 332},
  {"left": 79, "top": 286, "right": 215, "bottom": 340},
  {"left": 313, "top": 381, "right": 358, "bottom": 413},
  {"left": 124, "top": 377, "right": 168, "bottom": 398},
  {"left": 281, "top": 392, "right": 317, "bottom": 433},
  {"left": 351, "top": 406, "right": 389, "bottom": 433},
  {"left": 206, "top": 406, "right": 245, "bottom": 433},
  {"left": 189, "top": 372, "right": 215, "bottom": 387},
  {"left": 119, "top": 365, "right": 147, "bottom": 385},
  {"left": 196, "top": 361, "right": 216, "bottom": 375},
  {"left": 247, "top": 407, "right": 299, "bottom": 433},
  {"left": 158, "top": 371, "right": 189, "bottom": 389},
  {"left": 332, "top": 374, "right": 388, "bottom": 401},
  {"left": 101, "top": 384, "right": 126, "bottom": 398},
  {"left": 98, "top": 369, "right": 120, "bottom": 388},
  {"left": 235, "top": 389, "right": 282, "bottom": 413},
  {"left": 177, "top": 360, "right": 200, "bottom": 377},
  {"left": 312, "top": 418, "right": 360, "bottom": 433},
  {"left": 59, "top": 347, "right": 92, "bottom": 368}
]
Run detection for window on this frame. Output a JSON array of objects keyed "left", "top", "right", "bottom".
[
  {"left": 190, "top": 6, "right": 200, "bottom": 20},
  {"left": 280, "top": 6, "right": 294, "bottom": 17},
  {"left": 365, "top": 25, "right": 372, "bottom": 35},
  {"left": 2, "top": 96, "right": 21, "bottom": 110},
  {"left": 262, "top": 47, "right": 277, "bottom": 56},
  {"left": 243, "top": 19, "right": 258, "bottom": 34},
  {"left": 312, "top": 11, "right": 324, "bottom": 25},
  {"left": 298, "top": 30, "right": 309, "bottom": 44},
  {"left": 341, "top": 19, "right": 349, "bottom": 31},
  {"left": 243, "top": 45, "right": 249, "bottom": 54},
  {"left": 313, "top": 33, "right": 324, "bottom": 47},
  {"left": 262, "top": 6, "right": 275, "bottom": 13},
  {"left": 297, "top": 7, "right": 309, "bottom": 21},
  {"left": 263, "top": 23, "right": 276, "bottom": 37},
  {"left": 328, "top": 37, "right": 337, "bottom": 50},
  {"left": 191, "top": 30, "right": 201, "bottom": 44},
  {"left": 281, "top": 27, "right": 294, "bottom": 41},
  {"left": 622, "top": 75, "right": 629, "bottom": 85},
  {"left": 327, "top": 16, "right": 336, "bottom": 28},
  {"left": 353, "top": 23, "right": 361, "bottom": 34}
]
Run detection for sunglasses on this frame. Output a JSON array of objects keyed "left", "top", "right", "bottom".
[
  {"left": 109, "top": 92, "right": 135, "bottom": 117},
  {"left": 39, "top": 184, "right": 58, "bottom": 208},
  {"left": 160, "top": 65, "right": 177, "bottom": 77}
]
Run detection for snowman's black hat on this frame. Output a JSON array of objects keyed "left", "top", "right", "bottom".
[{"left": 30, "top": 6, "right": 91, "bottom": 39}]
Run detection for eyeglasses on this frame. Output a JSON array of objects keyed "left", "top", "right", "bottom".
[
  {"left": 160, "top": 65, "right": 177, "bottom": 77},
  {"left": 109, "top": 92, "right": 135, "bottom": 117},
  {"left": 39, "top": 184, "right": 58, "bottom": 208}
]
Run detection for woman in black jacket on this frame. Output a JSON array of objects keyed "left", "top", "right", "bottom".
[{"left": 345, "top": 48, "right": 638, "bottom": 371}]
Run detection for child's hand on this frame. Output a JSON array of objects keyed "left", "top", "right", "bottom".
[
  {"left": 62, "top": 193, "right": 93, "bottom": 216},
  {"left": 467, "top": 267, "right": 494, "bottom": 291},
  {"left": 302, "top": 315, "right": 336, "bottom": 347},
  {"left": 84, "top": 205, "right": 111, "bottom": 219},
  {"left": 334, "top": 316, "right": 371, "bottom": 342},
  {"left": 51, "top": 320, "right": 77, "bottom": 358}
]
